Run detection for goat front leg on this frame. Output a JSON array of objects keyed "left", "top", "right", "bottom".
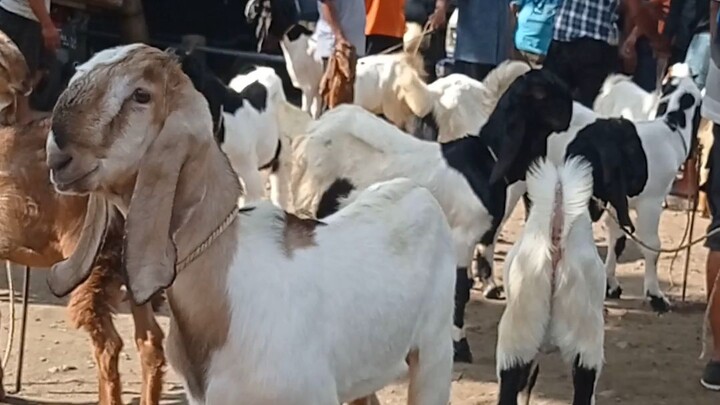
[
  {"left": 454, "top": 266, "right": 474, "bottom": 363},
  {"left": 131, "top": 301, "right": 165, "bottom": 405},
  {"left": 473, "top": 219, "right": 504, "bottom": 300},
  {"left": 603, "top": 212, "right": 626, "bottom": 299},
  {"left": 68, "top": 271, "right": 124, "bottom": 405},
  {"left": 635, "top": 199, "right": 670, "bottom": 312}
]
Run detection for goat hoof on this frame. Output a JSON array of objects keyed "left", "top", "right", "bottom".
[
  {"left": 453, "top": 338, "right": 473, "bottom": 363},
  {"left": 606, "top": 285, "right": 622, "bottom": 299},
  {"left": 647, "top": 294, "right": 670, "bottom": 313},
  {"left": 483, "top": 285, "right": 504, "bottom": 300}
]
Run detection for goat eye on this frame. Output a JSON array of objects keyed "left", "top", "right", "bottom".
[{"left": 132, "top": 89, "right": 151, "bottom": 104}]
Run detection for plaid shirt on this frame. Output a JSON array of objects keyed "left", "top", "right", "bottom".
[{"left": 553, "top": 0, "right": 620, "bottom": 45}]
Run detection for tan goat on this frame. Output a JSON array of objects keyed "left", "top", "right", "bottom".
[
  {"left": 0, "top": 30, "right": 165, "bottom": 404},
  {"left": 0, "top": 117, "right": 166, "bottom": 404}
]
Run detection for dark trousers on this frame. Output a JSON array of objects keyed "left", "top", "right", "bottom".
[
  {"left": 453, "top": 60, "right": 496, "bottom": 81},
  {"left": 0, "top": 8, "right": 45, "bottom": 76},
  {"left": 544, "top": 37, "right": 619, "bottom": 108},
  {"left": 705, "top": 123, "right": 720, "bottom": 251},
  {"left": 633, "top": 37, "right": 657, "bottom": 92},
  {"left": 366, "top": 34, "right": 404, "bottom": 55}
]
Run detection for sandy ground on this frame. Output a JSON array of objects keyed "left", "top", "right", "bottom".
[{"left": 0, "top": 203, "right": 718, "bottom": 405}]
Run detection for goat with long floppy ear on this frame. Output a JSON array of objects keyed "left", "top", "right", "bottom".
[
  {"left": 122, "top": 80, "right": 212, "bottom": 304},
  {"left": 47, "top": 46, "right": 214, "bottom": 304},
  {"left": 565, "top": 118, "right": 649, "bottom": 233},
  {"left": 489, "top": 70, "right": 573, "bottom": 185}
]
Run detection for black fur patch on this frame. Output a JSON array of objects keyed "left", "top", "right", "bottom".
[
  {"left": 258, "top": 140, "right": 282, "bottom": 172},
  {"left": 565, "top": 118, "right": 647, "bottom": 232},
  {"left": 285, "top": 24, "right": 313, "bottom": 41},
  {"left": 572, "top": 355, "right": 598, "bottom": 405},
  {"left": 316, "top": 178, "right": 355, "bottom": 219},
  {"left": 614, "top": 235, "right": 627, "bottom": 258},
  {"left": 405, "top": 112, "right": 440, "bottom": 141},
  {"left": 441, "top": 137, "right": 508, "bottom": 221},
  {"left": 224, "top": 80, "right": 268, "bottom": 113}
]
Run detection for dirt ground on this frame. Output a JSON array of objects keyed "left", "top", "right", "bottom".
[{"left": 0, "top": 203, "right": 718, "bottom": 405}]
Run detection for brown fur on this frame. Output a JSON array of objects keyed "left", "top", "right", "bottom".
[
  {"left": 320, "top": 42, "right": 357, "bottom": 110},
  {"left": 282, "top": 212, "right": 324, "bottom": 256},
  {"left": 50, "top": 46, "right": 238, "bottom": 402},
  {"left": 0, "top": 116, "right": 165, "bottom": 403},
  {"left": 0, "top": 30, "right": 31, "bottom": 125}
]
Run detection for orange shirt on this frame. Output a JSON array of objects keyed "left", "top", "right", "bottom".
[{"left": 365, "top": 0, "right": 406, "bottom": 38}]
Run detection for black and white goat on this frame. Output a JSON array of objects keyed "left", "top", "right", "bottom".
[
  {"left": 497, "top": 156, "right": 605, "bottom": 405},
  {"left": 495, "top": 71, "right": 702, "bottom": 313},
  {"left": 290, "top": 69, "right": 574, "bottom": 363},
  {"left": 172, "top": 49, "right": 290, "bottom": 208}
]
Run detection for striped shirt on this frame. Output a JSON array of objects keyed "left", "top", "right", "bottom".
[{"left": 553, "top": 0, "right": 620, "bottom": 45}]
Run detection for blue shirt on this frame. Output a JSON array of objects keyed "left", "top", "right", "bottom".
[
  {"left": 553, "top": 0, "right": 619, "bottom": 45},
  {"left": 314, "top": 0, "right": 366, "bottom": 59},
  {"left": 455, "top": 0, "right": 512, "bottom": 65},
  {"left": 512, "top": 0, "right": 560, "bottom": 56}
]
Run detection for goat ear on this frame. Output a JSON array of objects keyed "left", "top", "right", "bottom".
[
  {"left": 123, "top": 84, "right": 211, "bottom": 305},
  {"left": 596, "top": 139, "right": 634, "bottom": 232},
  {"left": 48, "top": 195, "right": 111, "bottom": 296},
  {"left": 619, "top": 123, "right": 649, "bottom": 197}
]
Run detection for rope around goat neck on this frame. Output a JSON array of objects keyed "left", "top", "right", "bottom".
[{"left": 176, "top": 205, "right": 241, "bottom": 272}]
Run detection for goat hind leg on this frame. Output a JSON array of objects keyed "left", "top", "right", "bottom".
[
  {"left": 453, "top": 266, "right": 474, "bottom": 363},
  {"left": 636, "top": 200, "right": 669, "bottom": 312},
  {"left": 131, "top": 301, "right": 165, "bottom": 405},
  {"left": 407, "top": 346, "right": 452, "bottom": 405},
  {"left": 603, "top": 214, "right": 625, "bottom": 299}
]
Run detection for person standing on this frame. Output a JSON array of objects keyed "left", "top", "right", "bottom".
[
  {"left": 314, "top": 0, "right": 366, "bottom": 64},
  {"left": 543, "top": 0, "right": 621, "bottom": 107},
  {"left": 0, "top": 0, "right": 58, "bottom": 86},
  {"left": 445, "top": 0, "right": 512, "bottom": 81},
  {"left": 365, "top": 0, "right": 405, "bottom": 55},
  {"left": 510, "top": 0, "right": 561, "bottom": 67},
  {"left": 699, "top": 0, "right": 720, "bottom": 392}
]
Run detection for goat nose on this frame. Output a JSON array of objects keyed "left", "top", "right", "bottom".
[{"left": 48, "top": 151, "right": 73, "bottom": 172}]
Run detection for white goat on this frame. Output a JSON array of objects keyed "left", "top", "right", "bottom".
[
  {"left": 593, "top": 63, "right": 693, "bottom": 121},
  {"left": 46, "top": 44, "right": 456, "bottom": 405},
  {"left": 496, "top": 156, "right": 604, "bottom": 405},
  {"left": 173, "top": 48, "right": 290, "bottom": 209},
  {"left": 280, "top": 24, "right": 324, "bottom": 118},
  {"left": 398, "top": 60, "right": 531, "bottom": 142},
  {"left": 290, "top": 69, "right": 574, "bottom": 363},
  {"left": 496, "top": 71, "right": 703, "bottom": 313}
]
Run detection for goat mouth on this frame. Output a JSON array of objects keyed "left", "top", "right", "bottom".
[{"left": 52, "top": 165, "right": 99, "bottom": 193}]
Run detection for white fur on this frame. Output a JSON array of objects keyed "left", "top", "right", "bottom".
[
  {"left": 223, "top": 66, "right": 290, "bottom": 208},
  {"left": 56, "top": 45, "right": 457, "bottom": 405},
  {"left": 593, "top": 63, "right": 694, "bottom": 121},
  {"left": 498, "top": 72, "right": 702, "bottom": 309},
  {"left": 280, "top": 30, "right": 324, "bottom": 118},
  {"left": 497, "top": 157, "right": 604, "bottom": 399},
  {"left": 395, "top": 60, "right": 531, "bottom": 142},
  {"left": 291, "top": 104, "right": 496, "bottom": 341},
  {"left": 207, "top": 179, "right": 456, "bottom": 404}
]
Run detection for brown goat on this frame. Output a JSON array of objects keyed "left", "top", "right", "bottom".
[{"left": 0, "top": 116, "right": 165, "bottom": 404}]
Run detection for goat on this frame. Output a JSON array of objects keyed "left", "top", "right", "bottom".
[
  {"left": 0, "top": 118, "right": 165, "bottom": 405},
  {"left": 400, "top": 60, "right": 531, "bottom": 142},
  {"left": 289, "top": 69, "right": 573, "bottom": 363},
  {"left": 169, "top": 48, "right": 289, "bottom": 208},
  {"left": 495, "top": 70, "right": 703, "bottom": 313},
  {"left": 496, "top": 156, "right": 604, "bottom": 405},
  {"left": 46, "top": 43, "right": 457, "bottom": 405},
  {"left": 0, "top": 29, "right": 31, "bottom": 125},
  {"left": 593, "top": 63, "right": 694, "bottom": 121}
]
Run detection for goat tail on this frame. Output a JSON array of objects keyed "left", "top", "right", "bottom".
[{"left": 526, "top": 157, "right": 594, "bottom": 241}]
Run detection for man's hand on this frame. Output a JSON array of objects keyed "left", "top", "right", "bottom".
[
  {"left": 428, "top": 1, "right": 447, "bottom": 30},
  {"left": 41, "top": 23, "right": 60, "bottom": 51}
]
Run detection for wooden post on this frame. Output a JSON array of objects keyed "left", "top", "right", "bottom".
[{"left": 13, "top": 266, "right": 30, "bottom": 394}]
